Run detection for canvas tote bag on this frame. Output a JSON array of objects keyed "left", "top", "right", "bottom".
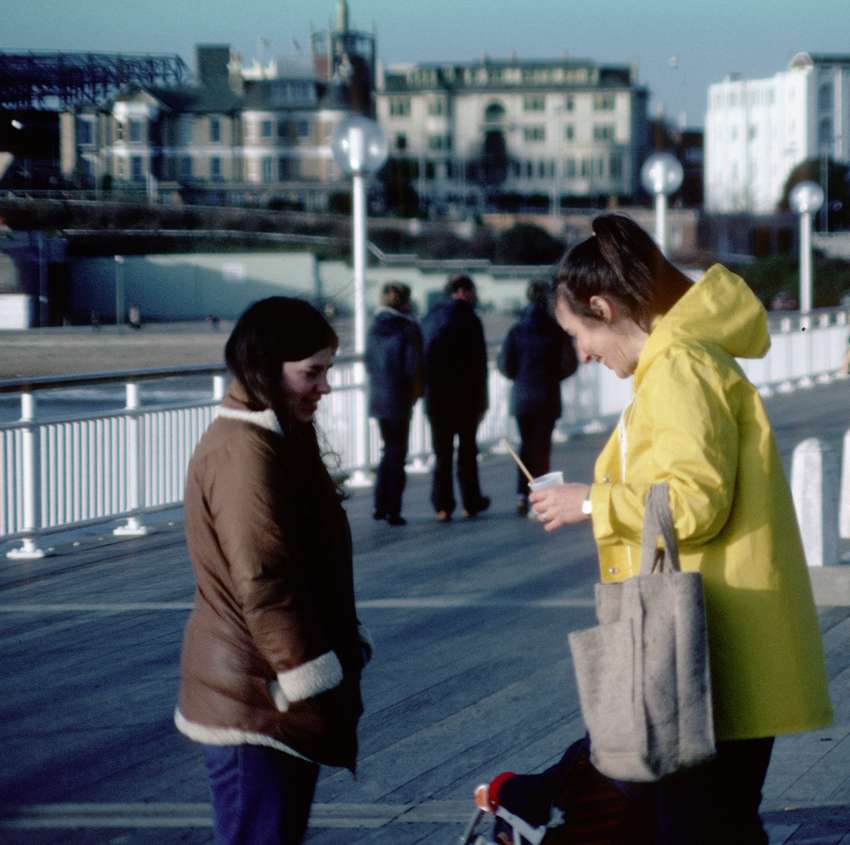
[{"left": 568, "top": 483, "right": 716, "bottom": 782}]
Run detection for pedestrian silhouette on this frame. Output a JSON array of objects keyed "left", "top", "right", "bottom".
[
  {"left": 365, "top": 282, "right": 423, "bottom": 526},
  {"left": 498, "top": 279, "right": 577, "bottom": 516},
  {"left": 421, "top": 274, "right": 490, "bottom": 521}
]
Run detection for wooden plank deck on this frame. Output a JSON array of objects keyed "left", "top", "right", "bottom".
[{"left": 1, "top": 379, "right": 849, "bottom": 844}]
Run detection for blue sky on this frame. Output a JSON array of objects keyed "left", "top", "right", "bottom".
[{"left": 3, "top": 0, "right": 848, "bottom": 127}]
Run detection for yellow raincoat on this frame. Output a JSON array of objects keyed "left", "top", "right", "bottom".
[{"left": 587, "top": 264, "right": 832, "bottom": 741}]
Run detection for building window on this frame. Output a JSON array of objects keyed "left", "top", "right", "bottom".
[
  {"left": 117, "top": 159, "right": 125, "bottom": 179},
  {"left": 594, "top": 157, "right": 604, "bottom": 178},
  {"left": 210, "top": 156, "right": 222, "bottom": 181},
  {"left": 563, "top": 125, "right": 575, "bottom": 141},
  {"left": 523, "top": 126, "right": 545, "bottom": 143},
  {"left": 428, "top": 97, "right": 446, "bottom": 116},
  {"left": 395, "top": 133, "right": 407, "bottom": 151},
  {"left": 609, "top": 153, "right": 623, "bottom": 179},
  {"left": 428, "top": 135, "right": 452, "bottom": 151},
  {"left": 425, "top": 161, "right": 435, "bottom": 180},
  {"left": 818, "top": 82, "right": 832, "bottom": 112},
  {"left": 77, "top": 120, "right": 94, "bottom": 146},
  {"left": 296, "top": 120, "right": 311, "bottom": 139},
  {"left": 180, "top": 156, "right": 192, "bottom": 180},
  {"left": 130, "top": 155, "right": 144, "bottom": 181},
  {"left": 538, "top": 160, "right": 547, "bottom": 178},
  {"left": 565, "top": 95, "right": 575, "bottom": 111},
  {"left": 128, "top": 119, "right": 143, "bottom": 143},
  {"left": 564, "top": 157, "right": 576, "bottom": 178},
  {"left": 593, "top": 94, "right": 616, "bottom": 111},
  {"left": 179, "top": 117, "right": 193, "bottom": 145},
  {"left": 389, "top": 96, "right": 411, "bottom": 117},
  {"left": 262, "top": 157, "right": 274, "bottom": 182},
  {"left": 279, "top": 157, "right": 299, "bottom": 180},
  {"left": 593, "top": 124, "right": 615, "bottom": 141},
  {"left": 260, "top": 120, "right": 274, "bottom": 139},
  {"left": 523, "top": 95, "right": 545, "bottom": 112},
  {"left": 115, "top": 122, "right": 125, "bottom": 142},
  {"left": 580, "top": 158, "right": 589, "bottom": 178},
  {"left": 819, "top": 117, "right": 833, "bottom": 150},
  {"left": 210, "top": 117, "right": 221, "bottom": 143}
]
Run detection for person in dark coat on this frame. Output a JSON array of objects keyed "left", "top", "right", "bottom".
[
  {"left": 421, "top": 273, "right": 490, "bottom": 521},
  {"left": 498, "top": 279, "right": 578, "bottom": 515},
  {"left": 365, "top": 282, "right": 423, "bottom": 526}
]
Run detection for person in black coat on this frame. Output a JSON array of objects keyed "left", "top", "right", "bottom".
[
  {"left": 365, "top": 282, "right": 423, "bottom": 526},
  {"left": 498, "top": 279, "right": 578, "bottom": 515},
  {"left": 421, "top": 274, "right": 490, "bottom": 521}
]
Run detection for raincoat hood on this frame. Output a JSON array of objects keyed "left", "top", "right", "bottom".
[{"left": 636, "top": 264, "right": 770, "bottom": 387}]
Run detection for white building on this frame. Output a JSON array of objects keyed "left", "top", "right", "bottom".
[
  {"left": 375, "top": 57, "right": 649, "bottom": 214},
  {"left": 705, "top": 52, "right": 850, "bottom": 214}
]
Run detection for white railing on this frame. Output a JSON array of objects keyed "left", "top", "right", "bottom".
[{"left": 1, "top": 309, "right": 848, "bottom": 558}]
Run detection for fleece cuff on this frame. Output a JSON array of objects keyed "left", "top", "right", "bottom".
[{"left": 268, "top": 651, "right": 343, "bottom": 712}]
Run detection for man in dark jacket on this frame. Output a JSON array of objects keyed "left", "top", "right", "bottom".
[
  {"left": 498, "top": 279, "right": 578, "bottom": 515},
  {"left": 421, "top": 274, "right": 490, "bottom": 521},
  {"left": 365, "top": 282, "right": 423, "bottom": 526}
]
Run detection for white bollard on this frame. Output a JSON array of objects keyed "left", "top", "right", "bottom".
[
  {"left": 791, "top": 438, "right": 840, "bottom": 566},
  {"left": 840, "top": 430, "right": 850, "bottom": 540}
]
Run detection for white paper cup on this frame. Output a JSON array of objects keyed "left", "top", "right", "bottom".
[{"left": 528, "top": 470, "right": 564, "bottom": 493}]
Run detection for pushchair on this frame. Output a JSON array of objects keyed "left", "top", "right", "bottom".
[{"left": 459, "top": 737, "right": 654, "bottom": 845}]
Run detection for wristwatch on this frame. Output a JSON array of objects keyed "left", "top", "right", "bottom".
[{"left": 581, "top": 497, "right": 592, "bottom": 515}]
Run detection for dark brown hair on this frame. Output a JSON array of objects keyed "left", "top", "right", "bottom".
[
  {"left": 380, "top": 281, "right": 412, "bottom": 310},
  {"left": 552, "top": 214, "right": 690, "bottom": 330}
]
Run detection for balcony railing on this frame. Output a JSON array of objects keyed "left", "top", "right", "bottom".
[{"left": 1, "top": 309, "right": 848, "bottom": 558}]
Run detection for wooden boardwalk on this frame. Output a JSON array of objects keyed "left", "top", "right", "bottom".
[{"left": 1, "top": 379, "right": 849, "bottom": 844}]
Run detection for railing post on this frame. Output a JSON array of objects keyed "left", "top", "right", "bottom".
[
  {"left": 345, "top": 360, "right": 373, "bottom": 488},
  {"left": 7, "top": 391, "right": 48, "bottom": 560},
  {"left": 114, "top": 380, "right": 148, "bottom": 537},
  {"left": 791, "top": 437, "right": 839, "bottom": 567},
  {"left": 212, "top": 373, "right": 226, "bottom": 401}
]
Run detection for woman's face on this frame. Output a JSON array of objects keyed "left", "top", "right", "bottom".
[
  {"left": 281, "top": 346, "right": 335, "bottom": 422},
  {"left": 554, "top": 296, "right": 647, "bottom": 379}
]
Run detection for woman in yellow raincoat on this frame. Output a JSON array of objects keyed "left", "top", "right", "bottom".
[{"left": 530, "top": 214, "right": 832, "bottom": 844}]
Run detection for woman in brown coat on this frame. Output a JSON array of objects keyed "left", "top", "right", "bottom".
[{"left": 175, "top": 297, "right": 371, "bottom": 844}]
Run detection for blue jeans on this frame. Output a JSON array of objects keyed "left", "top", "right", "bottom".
[
  {"left": 375, "top": 416, "right": 411, "bottom": 518},
  {"left": 202, "top": 744, "right": 320, "bottom": 845}
]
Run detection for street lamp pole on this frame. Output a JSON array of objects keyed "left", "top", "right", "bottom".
[
  {"left": 640, "top": 152, "right": 683, "bottom": 256},
  {"left": 789, "top": 181, "right": 825, "bottom": 316},
  {"left": 331, "top": 115, "right": 388, "bottom": 487},
  {"left": 114, "top": 254, "right": 125, "bottom": 327}
]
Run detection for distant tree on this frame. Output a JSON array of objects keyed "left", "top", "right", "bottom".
[
  {"left": 779, "top": 157, "right": 850, "bottom": 230},
  {"left": 494, "top": 224, "right": 564, "bottom": 265}
]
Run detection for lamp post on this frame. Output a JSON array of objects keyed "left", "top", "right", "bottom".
[
  {"left": 330, "top": 115, "right": 388, "bottom": 486},
  {"left": 114, "top": 254, "right": 125, "bottom": 327},
  {"left": 640, "top": 152, "right": 683, "bottom": 255},
  {"left": 789, "top": 180, "right": 824, "bottom": 316}
]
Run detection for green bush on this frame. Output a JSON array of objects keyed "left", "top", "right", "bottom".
[{"left": 730, "top": 253, "right": 850, "bottom": 309}]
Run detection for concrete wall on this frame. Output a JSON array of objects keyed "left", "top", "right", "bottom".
[{"left": 67, "top": 250, "right": 547, "bottom": 323}]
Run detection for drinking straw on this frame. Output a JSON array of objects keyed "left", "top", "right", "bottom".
[{"left": 501, "top": 438, "right": 534, "bottom": 484}]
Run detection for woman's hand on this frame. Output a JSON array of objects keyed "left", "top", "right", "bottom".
[{"left": 529, "top": 482, "right": 591, "bottom": 533}]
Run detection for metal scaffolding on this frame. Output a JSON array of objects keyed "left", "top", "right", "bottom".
[{"left": 0, "top": 50, "right": 190, "bottom": 109}]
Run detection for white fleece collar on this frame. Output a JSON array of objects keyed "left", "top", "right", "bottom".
[{"left": 216, "top": 405, "right": 282, "bottom": 434}]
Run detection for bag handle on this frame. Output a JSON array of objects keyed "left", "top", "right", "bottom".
[{"left": 640, "top": 482, "right": 681, "bottom": 574}]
